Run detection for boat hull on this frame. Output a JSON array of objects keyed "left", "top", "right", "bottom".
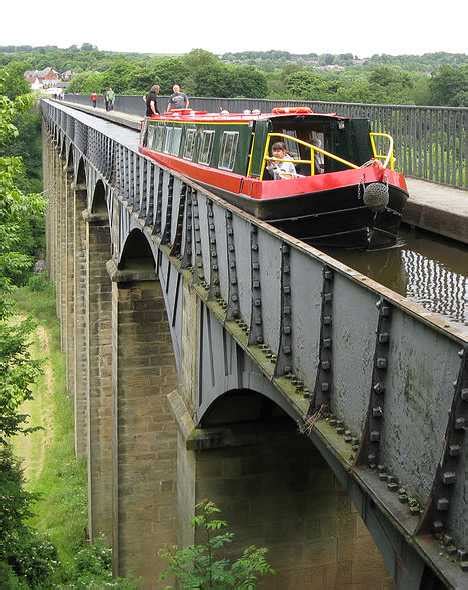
[
  {"left": 139, "top": 147, "right": 408, "bottom": 249},
  {"left": 197, "top": 182, "right": 408, "bottom": 250}
]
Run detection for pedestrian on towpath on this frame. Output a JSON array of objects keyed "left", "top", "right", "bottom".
[
  {"left": 105, "top": 87, "right": 115, "bottom": 111},
  {"left": 167, "top": 84, "right": 189, "bottom": 111},
  {"left": 145, "top": 85, "right": 160, "bottom": 116},
  {"left": 90, "top": 91, "right": 97, "bottom": 108}
]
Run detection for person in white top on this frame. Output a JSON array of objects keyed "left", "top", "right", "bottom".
[{"left": 266, "top": 142, "right": 297, "bottom": 179}]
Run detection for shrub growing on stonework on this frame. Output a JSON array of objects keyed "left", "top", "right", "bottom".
[{"left": 160, "top": 500, "right": 274, "bottom": 590}]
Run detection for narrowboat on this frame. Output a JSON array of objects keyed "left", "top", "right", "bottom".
[{"left": 139, "top": 106, "right": 409, "bottom": 249}]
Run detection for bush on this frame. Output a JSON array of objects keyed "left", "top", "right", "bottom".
[
  {"left": 0, "top": 561, "right": 27, "bottom": 589},
  {"left": 160, "top": 500, "right": 274, "bottom": 590},
  {"left": 27, "top": 272, "right": 50, "bottom": 292},
  {"left": 8, "top": 530, "right": 59, "bottom": 587},
  {"left": 58, "top": 540, "right": 138, "bottom": 589}
]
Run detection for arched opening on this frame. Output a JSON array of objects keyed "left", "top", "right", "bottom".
[
  {"left": 194, "top": 390, "right": 395, "bottom": 589},
  {"left": 90, "top": 180, "right": 107, "bottom": 216},
  {"left": 118, "top": 228, "right": 156, "bottom": 272},
  {"left": 66, "top": 145, "right": 74, "bottom": 176},
  {"left": 76, "top": 157, "right": 86, "bottom": 187}
]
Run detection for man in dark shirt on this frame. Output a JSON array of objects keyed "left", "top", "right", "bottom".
[
  {"left": 167, "top": 84, "right": 189, "bottom": 111},
  {"left": 145, "top": 85, "right": 160, "bottom": 116}
]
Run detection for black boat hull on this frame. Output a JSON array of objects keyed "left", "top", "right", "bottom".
[{"left": 199, "top": 182, "right": 408, "bottom": 250}]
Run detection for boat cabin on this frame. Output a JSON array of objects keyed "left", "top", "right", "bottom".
[{"left": 140, "top": 108, "right": 394, "bottom": 181}]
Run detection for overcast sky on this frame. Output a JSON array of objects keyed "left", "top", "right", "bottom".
[{"left": 2, "top": 0, "right": 467, "bottom": 57}]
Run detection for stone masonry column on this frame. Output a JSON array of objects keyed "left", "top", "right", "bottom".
[
  {"left": 65, "top": 169, "right": 76, "bottom": 398},
  {"left": 59, "top": 156, "right": 67, "bottom": 352},
  {"left": 44, "top": 136, "right": 55, "bottom": 283},
  {"left": 86, "top": 212, "right": 113, "bottom": 542},
  {"left": 170, "top": 394, "right": 394, "bottom": 590},
  {"left": 73, "top": 185, "right": 88, "bottom": 457},
  {"left": 109, "top": 262, "right": 177, "bottom": 588},
  {"left": 52, "top": 147, "right": 63, "bottom": 325}
]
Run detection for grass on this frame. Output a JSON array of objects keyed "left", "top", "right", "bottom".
[{"left": 13, "top": 283, "right": 88, "bottom": 574}]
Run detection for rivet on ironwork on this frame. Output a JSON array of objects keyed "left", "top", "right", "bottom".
[
  {"left": 324, "top": 292, "right": 333, "bottom": 303},
  {"left": 373, "top": 382, "right": 385, "bottom": 394},
  {"left": 437, "top": 498, "right": 450, "bottom": 511},
  {"left": 372, "top": 407, "right": 383, "bottom": 418},
  {"left": 461, "top": 388, "right": 468, "bottom": 401},
  {"left": 454, "top": 417, "right": 466, "bottom": 430},
  {"left": 321, "top": 382, "right": 330, "bottom": 393},
  {"left": 370, "top": 431, "right": 380, "bottom": 442},
  {"left": 442, "top": 472, "right": 456, "bottom": 485},
  {"left": 378, "top": 332, "right": 389, "bottom": 344},
  {"left": 321, "top": 360, "right": 331, "bottom": 371},
  {"left": 449, "top": 444, "right": 461, "bottom": 456},
  {"left": 376, "top": 357, "right": 387, "bottom": 369}
]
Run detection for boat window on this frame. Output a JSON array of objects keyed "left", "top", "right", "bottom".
[
  {"left": 218, "top": 131, "right": 239, "bottom": 171},
  {"left": 183, "top": 128, "right": 196, "bottom": 160},
  {"left": 147, "top": 125, "right": 155, "bottom": 148},
  {"left": 281, "top": 129, "right": 301, "bottom": 159},
  {"left": 164, "top": 127, "right": 173, "bottom": 153},
  {"left": 198, "top": 130, "right": 215, "bottom": 165},
  {"left": 154, "top": 125, "right": 165, "bottom": 151},
  {"left": 171, "top": 127, "right": 182, "bottom": 155}
]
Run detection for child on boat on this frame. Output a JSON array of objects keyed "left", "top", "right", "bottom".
[{"left": 266, "top": 142, "right": 297, "bottom": 179}]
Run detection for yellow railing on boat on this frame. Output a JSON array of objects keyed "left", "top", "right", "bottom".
[
  {"left": 258, "top": 131, "right": 395, "bottom": 178},
  {"left": 369, "top": 132, "right": 395, "bottom": 170}
]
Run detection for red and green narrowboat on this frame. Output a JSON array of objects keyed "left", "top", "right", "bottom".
[{"left": 139, "top": 106, "right": 408, "bottom": 249}]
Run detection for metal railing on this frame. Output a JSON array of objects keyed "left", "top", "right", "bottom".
[{"left": 64, "top": 94, "right": 468, "bottom": 189}]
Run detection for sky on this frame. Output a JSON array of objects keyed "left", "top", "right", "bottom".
[{"left": 2, "top": 0, "right": 467, "bottom": 57}]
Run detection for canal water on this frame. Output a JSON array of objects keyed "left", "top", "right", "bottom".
[{"left": 325, "top": 226, "right": 468, "bottom": 329}]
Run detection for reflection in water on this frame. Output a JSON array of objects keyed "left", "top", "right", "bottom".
[{"left": 325, "top": 227, "right": 468, "bottom": 327}]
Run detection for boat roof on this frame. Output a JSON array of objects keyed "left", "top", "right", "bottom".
[{"left": 147, "top": 108, "right": 349, "bottom": 124}]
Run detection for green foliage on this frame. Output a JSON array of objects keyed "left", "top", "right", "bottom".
[
  {"left": 0, "top": 72, "right": 59, "bottom": 590},
  {"left": 27, "top": 273, "right": 49, "bottom": 292},
  {"left": 0, "top": 449, "right": 59, "bottom": 588},
  {"left": 0, "top": 62, "right": 29, "bottom": 100},
  {"left": 430, "top": 64, "right": 468, "bottom": 106},
  {"left": 58, "top": 540, "right": 137, "bottom": 589},
  {"left": 160, "top": 500, "right": 274, "bottom": 589}
]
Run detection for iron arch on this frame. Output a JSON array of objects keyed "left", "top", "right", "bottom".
[
  {"left": 118, "top": 228, "right": 158, "bottom": 272},
  {"left": 90, "top": 179, "right": 107, "bottom": 217}
]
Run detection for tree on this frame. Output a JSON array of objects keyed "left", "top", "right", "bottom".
[
  {"left": 192, "top": 63, "right": 233, "bottom": 97},
  {"left": 229, "top": 65, "right": 268, "bottom": 98},
  {"left": 160, "top": 501, "right": 274, "bottom": 589},
  {"left": 0, "top": 76, "right": 57, "bottom": 590},
  {"left": 285, "top": 70, "right": 333, "bottom": 100},
  {"left": 67, "top": 70, "right": 106, "bottom": 94},
  {"left": 430, "top": 64, "right": 468, "bottom": 106}
]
